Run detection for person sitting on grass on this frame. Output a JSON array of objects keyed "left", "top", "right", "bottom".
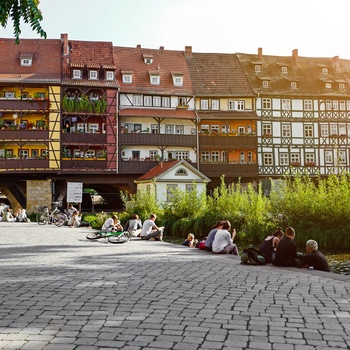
[
  {"left": 182, "top": 233, "right": 198, "bottom": 247},
  {"left": 102, "top": 214, "right": 123, "bottom": 232}
]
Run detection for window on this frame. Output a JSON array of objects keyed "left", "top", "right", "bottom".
[
  {"left": 175, "top": 168, "right": 188, "bottom": 176},
  {"left": 338, "top": 150, "right": 346, "bottom": 164},
  {"left": 211, "top": 125, "right": 220, "bottom": 133},
  {"left": 144, "top": 96, "right": 152, "bottom": 106},
  {"left": 326, "top": 100, "right": 332, "bottom": 110},
  {"left": 175, "top": 151, "right": 189, "bottom": 160},
  {"left": 282, "top": 99, "right": 290, "bottom": 110},
  {"left": 201, "top": 99, "right": 209, "bottom": 110},
  {"left": 247, "top": 151, "right": 252, "bottom": 163},
  {"left": 21, "top": 92, "right": 28, "bottom": 99},
  {"left": 255, "top": 65, "right": 261, "bottom": 72},
  {"left": 291, "top": 81, "right": 297, "bottom": 89},
  {"left": 172, "top": 75, "right": 183, "bottom": 87},
  {"left": 238, "top": 126, "right": 245, "bottom": 134},
  {"left": 340, "top": 101, "right": 346, "bottom": 110},
  {"left": 321, "top": 125, "right": 328, "bottom": 137},
  {"left": 347, "top": 101, "right": 350, "bottom": 110},
  {"left": 31, "top": 149, "right": 39, "bottom": 158},
  {"left": 325, "top": 82, "right": 332, "bottom": 89},
  {"left": 162, "top": 97, "right": 170, "bottom": 107},
  {"left": 201, "top": 151, "right": 210, "bottom": 162},
  {"left": 304, "top": 125, "right": 313, "bottom": 138},
  {"left": 239, "top": 151, "right": 245, "bottom": 163},
  {"left": 211, "top": 151, "right": 220, "bottom": 162},
  {"left": 73, "top": 69, "right": 82, "bottom": 79},
  {"left": 21, "top": 58, "right": 32, "bottom": 66},
  {"left": 89, "top": 123, "right": 99, "bottom": 133},
  {"left": 176, "top": 125, "right": 184, "bottom": 134},
  {"left": 262, "top": 80, "right": 269, "bottom": 87},
  {"left": 134, "top": 124, "right": 142, "bottom": 132},
  {"left": 77, "top": 123, "right": 87, "bottom": 133},
  {"left": 89, "top": 70, "right": 98, "bottom": 80},
  {"left": 221, "top": 124, "right": 230, "bottom": 134},
  {"left": 263, "top": 153, "right": 273, "bottom": 165},
  {"left": 333, "top": 100, "right": 339, "bottom": 110},
  {"left": 143, "top": 55, "right": 153, "bottom": 64},
  {"left": 211, "top": 99, "right": 219, "bottom": 110},
  {"left": 330, "top": 125, "right": 337, "bottom": 135},
  {"left": 281, "top": 66, "right": 288, "bottom": 73},
  {"left": 151, "top": 124, "right": 159, "bottom": 134},
  {"left": 236, "top": 101, "right": 245, "bottom": 110},
  {"left": 280, "top": 153, "right": 289, "bottom": 165},
  {"left": 325, "top": 150, "right": 333, "bottom": 163},
  {"left": 200, "top": 125, "right": 210, "bottom": 133},
  {"left": 304, "top": 100, "right": 313, "bottom": 111},
  {"left": 291, "top": 153, "right": 300, "bottom": 164},
  {"left": 106, "top": 71, "right": 114, "bottom": 80},
  {"left": 5, "top": 91, "right": 15, "bottom": 99},
  {"left": 339, "top": 124, "right": 346, "bottom": 136},
  {"left": 167, "top": 184, "right": 178, "bottom": 201},
  {"left": 262, "top": 98, "right": 271, "bottom": 109},
  {"left": 339, "top": 83, "right": 345, "bottom": 90},
  {"left": 165, "top": 125, "right": 174, "bottom": 134},
  {"left": 322, "top": 67, "right": 328, "bottom": 74},
  {"left": 186, "top": 184, "right": 194, "bottom": 191},
  {"left": 305, "top": 153, "right": 315, "bottom": 163},
  {"left": 133, "top": 95, "right": 141, "bottom": 106},
  {"left": 150, "top": 75, "right": 160, "bottom": 85},
  {"left": 153, "top": 96, "right": 161, "bottom": 107},
  {"left": 282, "top": 124, "right": 291, "bottom": 137},
  {"left": 179, "top": 97, "right": 187, "bottom": 106},
  {"left": 122, "top": 74, "right": 132, "bottom": 83},
  {"left": 262, "top": 124, "right": 272, "bottom": 136},
  {"left": 19, "top": 149, "right": 29, "bottom": 158},
  {"left": 85, "top": 150, "right": 95, "bottom": 158},
  {"left": 228, "top": 100, "right": 235, "bottom": 110},
  {"left": 222, "top": 151, "right": 228, "bottom": 162},
  {"left": 149, "top": 150, "right": 158, "bottom": 158}
]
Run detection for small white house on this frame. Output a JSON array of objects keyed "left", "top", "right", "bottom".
[{"left": 134, "top": 160, "right": 211, "bottom": 203}]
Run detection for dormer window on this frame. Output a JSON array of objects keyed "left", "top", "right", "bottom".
[
  {"left": 20, "top": 53, "right": 33, "bottom": 66},
  {"left": 325, "top": 82, "right": 332, "bottom": 89},
  {"left": 122, "top": 71, "right": 133, "bottom": 84},
  {"left": 105, "top": 71, "right": 114, "bottom": 80},
  {"left": 72, "top": 69, "right": 82, "bottom": 79},
  {"left": 89, "top": 70, "right": 98, "bottom": 80},
  {"left": 143, "top": 54, "right": 153, "bottom": 64},
  {"left": 322, "top": 67, "right": 328, "bottom": 74},
  {"left": 339, "top": 83, "right": 345, "bottom": 90},
  {"left": 149, "top": 72, "right": 160, "bottom": 85},
  {"left": 171, "top": 72, "right": 183, "bottom": 87},
  {"left": 281, "top": 66, "right": 288, "bottom": 73},
  {"left": 291, "top": 81, "right": 297, "bottom": 89},
  {"left": 255, "top": 65, "right": 261, "bottom": 72},
  {"left": 262, "top": 80, "right": 269, "bottom": 88}
]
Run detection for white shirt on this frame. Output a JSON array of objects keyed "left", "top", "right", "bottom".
[
  {"left": 102, "top": 217, "right": 115, "bottom": 231},
  {"left": 140, "top": 219, "right": 155, "bottom": 237},
  {"left": 212, "top": 229, "right": 233, "bottom": 253}
]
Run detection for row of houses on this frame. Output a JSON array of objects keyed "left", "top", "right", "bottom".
[{"left": 1, "top": 33, "right": 350, "bottom": 210}]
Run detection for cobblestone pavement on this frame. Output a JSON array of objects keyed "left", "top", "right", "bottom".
[{"left": 0, "top": 222, "right": 349, "bottom": 350}]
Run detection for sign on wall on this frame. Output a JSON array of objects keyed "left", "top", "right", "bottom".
[{"left": 67, "top": 182, "right": 83, "bottom": 203}]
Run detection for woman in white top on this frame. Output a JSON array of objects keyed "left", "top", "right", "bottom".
[{"left": 212, "top": 220, "right": 239, "bottom": 255}]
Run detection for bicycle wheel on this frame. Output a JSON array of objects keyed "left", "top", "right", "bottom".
[
  {"left": 53, "top": 213, "right": 66, "bottom": 227},
  {"left": 86, "top": 232, "right": 104, "bottom": 240},
  {"left": 36, "top": 212, "right": 49, "bottom": 225},
  {"left": 108, "top": 232, "right": 130, "bottom": 244}
]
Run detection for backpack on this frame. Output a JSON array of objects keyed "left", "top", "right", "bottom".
[
  {"left": 198, "top": 241, "right": 206, "bottom": 250},
  {"left": 241, "top": 247, "right": 266, "bottom": 265}
]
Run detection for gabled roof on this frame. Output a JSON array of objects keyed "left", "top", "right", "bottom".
[
  {"left": 114, "top": 46, "right": 194, "bottom": 95},
  {"left": 186, "top": 52, "right": 255, "bottom": 97},
  {"left": 237, "top": 50, "right": 350, "bottom": 97},
  {"left": 0, "top": 38, "right": 61, "bottom": 83},
  {"left": 135, "top": 160, "right": 210, "bottom": 183}
]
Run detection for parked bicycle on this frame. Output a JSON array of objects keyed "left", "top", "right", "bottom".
[
  {"left": 86, "top": 230, "right": 130, "bottom": 244},
  {"left": 36, "top": 202, "right": 69, "bottom": 227}
]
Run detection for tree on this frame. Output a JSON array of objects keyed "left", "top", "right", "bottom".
[{"left": 0, "top": 0, "right": 46, "bottom": 44}]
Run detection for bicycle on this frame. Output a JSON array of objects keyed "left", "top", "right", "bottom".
[
  {"left": 86, "top": 230, "right": 130, "bottom": 244},
  {"left": 36, "top": 202, "right": 68, "bottom": 227}
]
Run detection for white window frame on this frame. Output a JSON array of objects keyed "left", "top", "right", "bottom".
[
  {"left": 255, "top": 65, "right": 261, "bottom": 72},
  {"left": 321, "top": 125, "right": 328, "bottom": 137},
  {"left": 325, "top": 83, "right": 332, "bottom": 89},
  {"left": 236, "top": 101, "right": 245, "bottom": 110},
  {"left": 291, "top": 81, "right": 297, "bottom": 89},
  {"left": 281, "top": 66, "right": 288, "bottom": 73},
  {"left": 262, "top": 124, "right": 272, "bottom": 136},
  {"left": 144, "top": 96, "right": 152, "bottom": 106},
  {"left": 304, "top": 125, "right": 313, "bottom": 138},
  {"left": 228, "top": 100, "right": 235, "bottom": 110},
  {"left": 325, "top": 150, "right": 333, "bottom": 163},
  {"left": 72, "top": 70, "right": 82, "bottom": 79},
  {"left": 290, "top": 153, "right": 300, "bottom": 164},
  {"left": 211, "top": 99, "right": 219, "bottom": 110},
  {"left": 106, "top": 71, "right": 114, "bottom": 80},
  {"left": 340, "top": 101, "right": 346, "bottom": 110},
  {"left": 21, "top": 58, "right": 32, "bottom": 66},
  {"left": 282, "top": 124, "right": 291, "bottom": 137},
  {"left": 133, "top": 95, "right": 141, "bottom": 106},
  {"left": 88, "top": 123, "right": 99, "bottom": 134},
  {"left": 262, "top": 98, "right": 271, "bottom": 109},
  {"left": 89, "top": 70, "right": 98, "bottom": 80},
  {"left": 282, "top": 99, "right": 290, "bottom": 110},
  {"left": 263, "top": 153, "right": 273, "bottom": 166},
  {"left": 153, "top": 96, "right": 161, "bottom": 107},
  {"left": 339, "top": 83, "right": 345, "bottom": 90},
  {"left": 211, "top": 151, "right": 220, "bottom": 162},
  {"left": 262, "top": 80, "right": 269, "bottom": 87},
  {"left": 333, "top": 100, "right": 339, "bottom": 110},
  {"left": 173, "top": 75, "right": 183, "bottom": 87},
  {"left": 338, "top": 150, "right": 346, "bottom": 164},
  {"left": 122, "top": 74, "right": 132, "bottom": 84},
  {"left": 326, "top": 100, "right": 332, "bottom": 110},
  {"left": 305, "top": 153, "right": 315, "bottom": 164},
  {"left": 330, "top": 125, "right": 337, "bottom": 135},
  {"left": 176, "top": 125, "right": 184, "bottom": 134},
  {"left": 280, "top": 153, "right": 289, "bottom": 166},
  {"left": 150, "top": 75, "right": 160, "bottom": 85},
  {"left": 201, "top": 99, "right": 209, "bottom": 110},
  {"left": 162, "top": 97, "right": 170, "bottom": 107},
  {"left": 175, "top": 151, "right": 189, "bottom": 160},
  {"left": 322, "top": 67, "right": 328, "bottom": 74},
  {"left": 201, "top": 151, "right": 210, "bottom": 162}
]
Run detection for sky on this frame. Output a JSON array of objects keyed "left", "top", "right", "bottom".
[{"left": 1, "top": 0, "right": 350, "bottom": 59}]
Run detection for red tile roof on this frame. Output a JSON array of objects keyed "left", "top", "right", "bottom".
[
  {"left": 114, "top": 46, "right": 194, "bottom": 95},
  {"left": 186, "top": 53, "right": 255, "bottom": 97},
  {"left": 136, "top": 160, "right": 179, "bottom": 181},
  {"left": 0, "top": 38, "right": 61, "bottom": 83}
]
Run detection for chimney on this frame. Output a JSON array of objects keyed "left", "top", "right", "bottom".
[
  {"left": 332, "top": 56, "right": 340, "bottom": 71},
  {"left": 136, "top": 44, "right": 141, "bottom": 49},
  {"left": 292, "top": 49, "right": 298, "bottom": 64},
  {"left": 159, "top": 46, "right": 164, "bottom": 50},
  {"left": 258, "top": 47, "right": 263, "bottom": 61},
  {"left": 185, "top": 46, "right": 192, "bottom": 57},
  {"left": 61, "top": 33, "right": 69, "bottom": 56}
]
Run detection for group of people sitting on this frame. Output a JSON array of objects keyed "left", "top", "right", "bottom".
[
  {"left": 0, "top": 206, "right": 29, "bottom": 222},
  {"left": 101, "top": 213, "right": 164, "bottom": 241},
  {"left": 183, "top": 220, "right": 239, "bottom": 256},
  {"left": 182, "top": 222, "right": 330, "bottom": 272}
]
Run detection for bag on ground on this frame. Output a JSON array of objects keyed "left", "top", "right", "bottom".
[{"left": 241, "top": 247, "right": 266, "bottom": 265}]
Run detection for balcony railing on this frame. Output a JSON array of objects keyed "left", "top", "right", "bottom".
[
  {"left": 118, "top": 160, "right": 159, "bottom": 174},
  {"left": 61, "top": 159, "right": 107, "bottom": 170},
  {"left": 198, "top": 162, "right": 259, "bottom": 177},
  {"left": 0, "top": 158, "right": 49, "bottom": 170},
  {"left": 199, "top": 134, "right": 257, "bottom": 149},
  {"left": 61, "top": 132, "right": 107, "bottom": 144},
  {"left": 119, "top": 133, "right": 196, "bottom": 147},
  {"left": 0, "top": 99, "right": 49, "bottom": 112},
  {"left": 0, "top": 129, "right": 49, "bottom": 140}
]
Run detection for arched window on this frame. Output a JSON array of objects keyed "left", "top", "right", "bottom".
[{"left": 175, "top": 168, "right": 188, "bottom": 176}]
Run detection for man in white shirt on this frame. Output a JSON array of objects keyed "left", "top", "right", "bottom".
[{"left": 140, "top": 214, "right": 164, "bottom": 241}]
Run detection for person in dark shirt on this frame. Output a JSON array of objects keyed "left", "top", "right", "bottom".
[
  {"left": 273, "top": 226, "right": 300, "bottom": 267},
  {"left": 298, "top": 240, "right": 330, "bottom": 272},
  {"left": 259, "top": 227, "right": 284, "bottom": 263}
]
